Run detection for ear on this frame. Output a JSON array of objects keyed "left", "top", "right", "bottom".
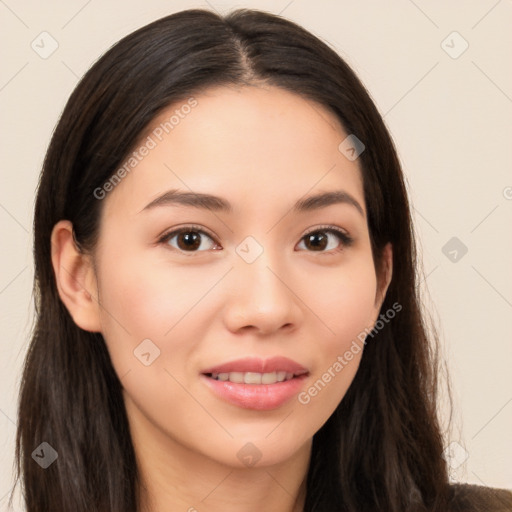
[
  {"left": 50, "top": 220, "right": 102, "bottom": 332},
  {"left": 374, "top": 242, "right": 393, "bottom": 311}
]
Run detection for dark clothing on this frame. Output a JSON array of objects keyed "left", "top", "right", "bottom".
[{"left": 449, "top": 483, "right": 512, "bottom": 511}]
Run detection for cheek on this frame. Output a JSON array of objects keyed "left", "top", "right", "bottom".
[
  {"left": 300, "top": 256, "right": 378, "bottom": 347},
  {"left": 334, "top": 267, "right": 378, "bottom": 343},
  {"left": 95, "top": 250, "right": 228, "bottom": 374},
  {"left": 294, "top": 258, "right": 378, "bottom": 413}
]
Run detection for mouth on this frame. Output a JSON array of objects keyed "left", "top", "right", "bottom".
[{"left": 201, "top": 357, "right": 309, "bottom": 410}]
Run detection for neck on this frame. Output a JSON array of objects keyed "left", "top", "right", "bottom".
[
  {"left": 139, "top": 460, "right": 309, "bottom": 512},
  {"left": 126, "top": 398, "right": 311, "bottom": 512}
]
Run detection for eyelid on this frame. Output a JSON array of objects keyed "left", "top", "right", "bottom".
[
  {"left": 158, "top": 223, "right": 217, "bottom": 240},
  {"left": 297, "top": 224, "right": 354, "bottom": 252},
  {"left": 301, "top": 224, "right": 351, "bottom": 239},
  {"left": 156, "top": 224, "right": 219, "bottom": 253}
]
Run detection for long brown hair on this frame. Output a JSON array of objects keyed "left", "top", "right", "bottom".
[{"left": 15, "top": 8, "right": 450, "bottom": 511}]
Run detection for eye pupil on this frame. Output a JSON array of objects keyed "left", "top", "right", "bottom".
[
  {"left": 178, "top": 232, "right": 201, "bottom": 250},
  {"left": 306, "top": 232, "right": 327, "bottom": 251}
]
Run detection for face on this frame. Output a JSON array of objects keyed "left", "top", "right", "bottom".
[{"left": 91, "top": 85, "right": 390, "bottom": 469}]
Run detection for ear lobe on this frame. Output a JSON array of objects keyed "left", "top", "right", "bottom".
[
  {"left": 374, "top": 242, "right": 393, "bottom": 309},
  {"left": 50, "top": 220, "right": 102, "bottom": 332}
]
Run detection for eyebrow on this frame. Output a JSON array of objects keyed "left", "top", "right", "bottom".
[{"left": 141, "top": 189, "right": 364, "bottom": 217}]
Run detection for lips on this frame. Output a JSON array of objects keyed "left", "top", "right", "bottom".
[
  {"left": 201, "top": 356, "right": 308, "bottom": 375},
  {"left": 201, "top": 357, "right": 309, "bottom": 410}
]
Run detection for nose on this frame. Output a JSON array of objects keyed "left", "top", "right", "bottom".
[{"left": 222, "top": 248, "right": 303, "bottom": 336}]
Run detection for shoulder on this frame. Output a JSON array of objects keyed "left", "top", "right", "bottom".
[{"left": 448, "top": 482, "right": 512, "bottom": 511}]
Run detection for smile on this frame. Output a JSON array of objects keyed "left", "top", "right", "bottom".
[{"left": 201, "top": 357, "right": 309, "bottom": 410}]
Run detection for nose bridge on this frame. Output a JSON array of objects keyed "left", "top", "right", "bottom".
[{"left": 224, "top": 237, "right": 300, "bottom": 333}]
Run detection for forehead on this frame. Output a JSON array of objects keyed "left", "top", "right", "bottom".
[{"left": 102, "top": 85, "right": 365, "bottom": 218}]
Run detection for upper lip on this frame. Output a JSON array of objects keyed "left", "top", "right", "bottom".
[{"left": 201, "top": 356, "right": 308, "bottom": 375}]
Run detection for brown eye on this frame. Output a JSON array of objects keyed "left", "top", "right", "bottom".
[
  {"left": 304, "top": 232, "right": 329, "bottom": 251},
  {"left": 297, "top": 227, "right": 353, "bottom": 253},
  {"left": 176, "top": 231, "right": 202, "bottom": 251},
  {"left": 161, "top": 228, "right": 218, "bottom": 253}
]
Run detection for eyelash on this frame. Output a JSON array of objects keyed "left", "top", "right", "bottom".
[
  {"left": 157, "top": 224, "right": 354, "bottom": 256},
  {"left": 301, "top": 225, "right": 354, "bottom": 253}
]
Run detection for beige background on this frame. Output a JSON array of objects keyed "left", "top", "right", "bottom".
[{"left": 1, "top": 0, "right": 511, "bottom": 508}]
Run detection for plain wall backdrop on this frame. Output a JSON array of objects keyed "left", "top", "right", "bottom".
[{"left": 1, "top": 0, "right": 511, "bottom": 508}]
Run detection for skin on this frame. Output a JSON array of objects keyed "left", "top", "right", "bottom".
[{"left": 51, "top": 85, "right": 392, "bottom": 512}]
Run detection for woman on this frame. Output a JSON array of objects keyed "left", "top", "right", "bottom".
[{"left": 14, "top": 8, "right": 512, "bottom": 512}]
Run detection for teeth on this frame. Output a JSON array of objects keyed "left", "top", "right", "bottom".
[
  {"left": 244, "top": 372, "right": 262, "bottom": 384},
  {"left": 229, "top": 372, "right": 244, "bottom": 383},
  {"left": 210, "top": 371, "right": 297, "bottom": 384},
  {"left": 261, "top": 371, "right": 277, "bottom": 384}
]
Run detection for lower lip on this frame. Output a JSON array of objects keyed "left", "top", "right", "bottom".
[{"left": 201, "top": 374, "right": 308, "bottom": 411}]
